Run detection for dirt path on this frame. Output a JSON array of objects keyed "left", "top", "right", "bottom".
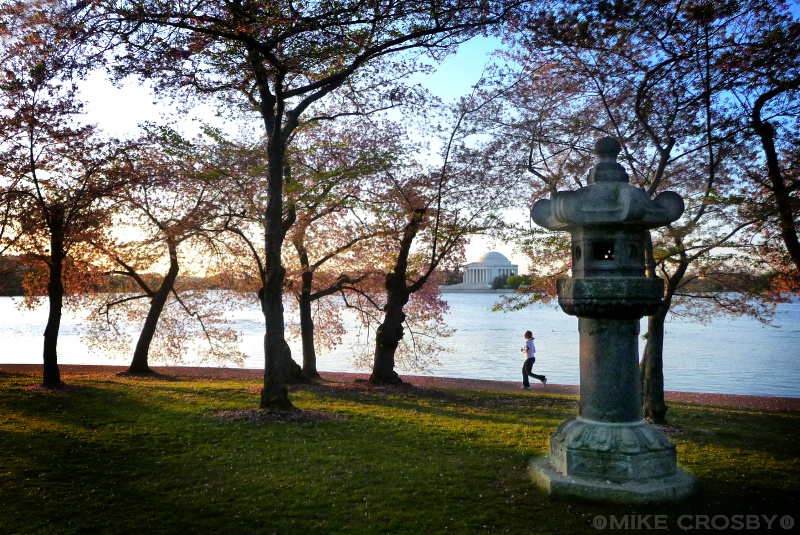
[{"left": 2, "top": 364, "right": 798, "bottom": 412}]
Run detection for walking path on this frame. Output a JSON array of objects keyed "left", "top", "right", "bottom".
[{"left": 2, "top": 364, "right": 798, "bottom": 412}]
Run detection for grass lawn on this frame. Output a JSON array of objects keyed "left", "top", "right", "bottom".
[{"left": 1, "top": 370, "right": 798, "bottom": 534}]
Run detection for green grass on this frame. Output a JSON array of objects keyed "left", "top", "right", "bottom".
[{"left": 1, "top": 371, "right": 798, "bottom": 534}]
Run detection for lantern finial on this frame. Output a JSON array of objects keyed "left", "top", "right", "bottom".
[{"left": 588, "top": 136, "right": 628, "bottom": 184}]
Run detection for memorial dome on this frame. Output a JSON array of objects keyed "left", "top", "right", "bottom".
[{"left": 476, "top": 251, "right": 512, "bottom": 265}]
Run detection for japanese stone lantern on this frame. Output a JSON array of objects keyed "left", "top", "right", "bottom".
[{"left": 528, "top": 137, "right": 696, "bottom": 503}]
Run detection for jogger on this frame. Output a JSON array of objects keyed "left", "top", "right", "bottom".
[{"left": 521, "top": 330, "right": 546, "bottom": 388}]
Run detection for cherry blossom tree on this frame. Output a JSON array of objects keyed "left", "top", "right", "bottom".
[
  {"left": 0, "top": 0, "right": 131, "bottom": 387},
  {"left": 334, "top": 99, "right": 520, "bottom": 384},
  {"left": 86, "top": 126, "right": 249, "bottom": 373},
  {"left": 502, "top": 0, "right": 792, "bottom": 421},
  {"left": 283, "top": 119, "right": 396, "bottom": 378},
  {"left": 81, "top": 0, "right": 523, "bottom": 408}
]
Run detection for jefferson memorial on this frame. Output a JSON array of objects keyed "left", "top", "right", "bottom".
[{"left": 441, "top": 251, "right": 519, "bottom": 292}]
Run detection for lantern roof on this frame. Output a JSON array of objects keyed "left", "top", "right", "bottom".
[{"left": 530, "top": 137, "right": 684, "bottom": 231}]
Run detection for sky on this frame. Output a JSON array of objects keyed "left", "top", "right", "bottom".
[{"left": 78, "top": 35, "right": 531, "bottom": 272}]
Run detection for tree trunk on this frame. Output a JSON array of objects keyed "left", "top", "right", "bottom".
[
  {"left": 640, "top": 304, "right": 668, "bottom": 423},
  {"left": 293, "top": 237, "right": 319, "bottom": 380},
  {"left": 370, "top": 276, "right": 409, "bottom": 385},
  {"left": 261, "top": 270, "right": 293, "bottom": 409},
  {"left": 369, "top": 209, "right": 425, "bottom": 385},
  {"left": 299, "top": 270, "right": 320, "bottom": 379},
  {"left": 641, "top": 240, "right": 687, "bottom": 424},
  {"left": 753, "top": 112, "right": 800, "bottom": 272},
  {"left": 42, "top": 214, "right": 64, "bottom": 388},
  {"left": 370, "top": 313, "right": 405, "bottom": 385},
  {"left": 260, "top": 137, "right": 292, "bottom": 409},
  {"left": 127, "top": 241, "right": 180, "bottom": 374}
]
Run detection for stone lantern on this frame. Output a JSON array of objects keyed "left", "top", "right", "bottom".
[{"left": 528, "top": 137, "right": 696, "bottom": 503}]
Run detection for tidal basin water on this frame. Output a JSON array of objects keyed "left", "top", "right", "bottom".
[{"left": 1, "top": 293, "right": 798, "bottom": 398}]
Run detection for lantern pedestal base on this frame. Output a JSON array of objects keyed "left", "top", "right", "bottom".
[
  {"left": 531, "top": 457, "right": 696, "bottom": 503},
  {"left": 530, "top": 418, "right": 696, "bottom": 503}
]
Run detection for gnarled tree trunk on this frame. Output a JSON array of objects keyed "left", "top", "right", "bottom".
[
  {"left": 127, "top": 240, "right": 180, "bottom": 374},
  {"left": 293, "top": 236, "right": 320, "bottom": 380},
  {"left": 370, "top": 280, "right": 409, "bottom": 385},
  {"left": 640, "top": 238, "right": 688, "bottom": 424},
  {"left": 370, "top": 209, "right": 425, "bottom": 385}
]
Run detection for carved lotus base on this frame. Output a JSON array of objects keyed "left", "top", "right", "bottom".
[
  {"left": 550, "top": 417, "right": 677, "bottom": 481},
  {"left": 531, "top": 417, "right": 697, "bottom": 503}
]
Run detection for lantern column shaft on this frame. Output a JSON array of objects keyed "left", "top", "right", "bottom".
[{"left": 579, "top": 318, "right": 642, "bottom": 423}]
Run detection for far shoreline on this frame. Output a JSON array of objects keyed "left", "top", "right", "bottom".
[{"left": 2, "top": 363, "right": 798, "bottom": 412}]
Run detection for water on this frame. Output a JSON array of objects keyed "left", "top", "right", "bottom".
[{"left": 1, "top": 294, "right": 798, "bottom": 398}]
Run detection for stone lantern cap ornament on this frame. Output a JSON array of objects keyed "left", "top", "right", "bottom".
[
  {"left": 530, "top": 137, "right": 684, "bottom": 319},
  {"left": 527, "top": 137, "right": 696, "bottom": 503},
  {"left": 530, "top": 137, "right": 683, "bottom": 229}
]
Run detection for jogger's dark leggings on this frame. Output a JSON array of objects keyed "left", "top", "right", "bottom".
[{"left": 523, "top": 357, "right": 545, "bottom": 387}]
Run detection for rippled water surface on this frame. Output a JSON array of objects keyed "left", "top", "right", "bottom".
[{"left": 1, "top": 293, "right": 797, "bottom": 397}]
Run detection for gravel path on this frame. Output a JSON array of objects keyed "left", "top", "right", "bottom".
[{"left": 2, "top": 364, "right": 798, "bottom": 412}]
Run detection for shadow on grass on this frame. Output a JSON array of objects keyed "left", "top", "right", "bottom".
[
  {"left": 293, "top": 380, "right": 578, "bottom": 428},
  {"left": 0, "top": 376, "right": 284, "bottom": 533}
]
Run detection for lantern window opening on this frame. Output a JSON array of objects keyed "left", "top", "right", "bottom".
[{"left": 593, "top": 241, "right": 615, "bottom": 261}]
